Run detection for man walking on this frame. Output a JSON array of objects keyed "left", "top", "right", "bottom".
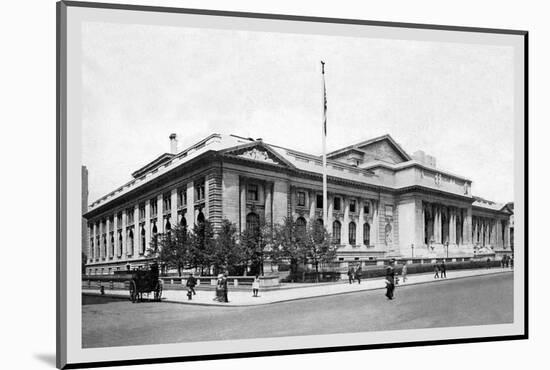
[
  {"left": 385, "top": 259, "right": 396, "bottom": 300},
  {"left": 347, "top": 266, "right": 355, "bottom": 284},
  {"left": 401, "top": 262, "right": 408, "bottom": 283},
  {"left": 434, "top": 263, "right": 440, "bottom": 279},
  {"left": 222, "top": 273, "right": 229, "bottom": 303},
  {"left": 440, "top": 261, "right": 447, "bottom": 279},
  {"left": 186, "top": 272, "right": 197, "bottom": 300},
  {"left": 355, "top": 265, "right": 362, "bottom": 284}
]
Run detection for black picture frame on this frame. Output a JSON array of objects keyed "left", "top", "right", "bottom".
[{"left": 57, "top": 1, "right": 528, "bottom": 368}]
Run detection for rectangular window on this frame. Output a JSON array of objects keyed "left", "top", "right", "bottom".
[
  {"left": 247, "top": 184, "right": 259, "bottom": 201},
  {"left": 195, "top": 180, "right": 206, "bottom": 201},
  {"left": 385, "top": 205, "right": 393, "bottom": 217},
  {"left": 139, "top": 203, "right": 146, "bottom": 220},
  {"left": 316, "top": 194, "right": 323, "bottom": 209},
  {"left": 364, "top": 204, "right": 370, "bottom": 214},
  {"left": 334, "top": 197, "right": 341, "bottom": 211},
  {"left": 127, "top": 208, "right": 134, "bottom": 224},
  {"left": 117, "top": 213, "right": 122, "bottom": 227},
  {"left": 150, "top": 199, "right": 158, "bottom": 217},
  {"left": 177, "top": 187, "right": 187, "bottom": 207},
  {"left": 349, "top": 200, "right": 356, "bottom": 213},
  {"left": 163, "top": 193, "right": 171, "bottom": 212},
  {"left": 297, "top": 191, "right": 306, "bottom": 207}
]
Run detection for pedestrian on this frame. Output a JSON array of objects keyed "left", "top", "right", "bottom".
[
  {"left": 434, "top": 263, "right": 440, "bottom": 279},
  {"left": 347, "top": 266, "right": 355, "bottom": 284},
  {"left": 252, "top": 275, "right": 260, "bottom": 297},
  {"left": 385, "top": 259, "right": 396, "bottom": 300},
  {"left": 355, "top": 266, "right": 362, "bottom": 284},
  {"left": 213, "top": 273, "right": 224, "bottom": 302},
  {"left": 186, "top": 272, "right": 197, "bottom": 300},
  {"left": 486, "top": 257, "right": 491, "bottom": 269},
  {"left": 440, "top": 261, "right": 447, "bottom": 278},
  {"left": 510, "top": 256, "right": 514, "bottom": 269},
  {"left": 401, "top": 262, "right": 408, "bottom": 283},
  {"left": 222, "top": 273, "right": 229, "bottom": 303}
]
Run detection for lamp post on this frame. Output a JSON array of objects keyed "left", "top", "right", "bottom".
[{"left": 411, "top": 244, "right": 414, "bottom": 258}]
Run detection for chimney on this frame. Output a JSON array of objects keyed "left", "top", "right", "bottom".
[{"left": 169, "top": 133, "right": 178, "bottom": 154}]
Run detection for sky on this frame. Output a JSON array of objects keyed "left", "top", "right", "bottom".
[{"left": 82, "top": 21, "right": 515, "bottom": 205}]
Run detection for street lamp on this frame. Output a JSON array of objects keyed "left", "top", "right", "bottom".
[{"left": 411, "top": 244, "right": 414, "bottom": 258}]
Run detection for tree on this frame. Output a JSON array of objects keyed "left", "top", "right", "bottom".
[
  {"left": 303, "top": 221, "right": 338, "bottom": 282},
  {"left": 188, "top": 220, "right": 215, "bottom": 274},
  {"left": 208, "top": 219, "right": 244, "bottom": 275},
  {"left": 272, "top": 217, "right": 307, "bottom": 276},
  {"left": 147, "top": 224, "right": 190, "bottom": 276}
]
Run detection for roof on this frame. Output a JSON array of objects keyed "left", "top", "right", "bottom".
[{"left": 326, "top": 134, "right": 412, "bottom": 162}]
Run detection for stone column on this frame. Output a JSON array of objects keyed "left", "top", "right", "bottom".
[
  {"left": 239, "top": 178, "right": 247, "bottom": 233},
  {"left": 421, "top": 204, "right": 425, "bottom": 246},
  {"left": 463, "top": 208, "right": 472, "bottom": 245},
  {"left": 185, "top": 181, "right": 194, "bottom": 227},
  {"left": 170, "top": 188, "right": 178, "bottom": 229},
  {"left": 434, "top": 206, "right": 441, "bottom": 244},
  {"left": 327, "top": 194, "right": 334, "bottom": 235},
  {"left": 112, "top": 216, "right": 117, "bottom": 258},
  {"left": 504, "top": 221, "right": 510, "bottom": 248},
  {"left": 88, "top": 224, "right": 94, "bottom": 262},
  {"left": 309, "top": 191, "right": 316, "bottom": 221},
  {"left": 264, "top": 182, "right": 273, "bottom": 228},
  {"left": 133, "top": 204, "right": 139, "bottom": 256},
  {"left": 449, "top": 208, "right": 456, "bottom": 245},
  {"left": 371, "top": 200, "right": 379, "bottom": 248},
  {"left": 496, "top": 220, "right": 502, "bottom": 248},
  {"left": 106, "top": 217, "right": 111, "bottom": 258},
  {"left": 157, "top": 195, "right": 164, "bottom": 234},
  {"left": 343, "top": 197, "right": 350, "bottom": 246},
  {"left": 121, "top": 211, "right": 127, "bottom": 259},
  {"left": 144, "top": 201, "right": 151, "bottom": 256},
  {"left": 358, "top": 199, "right": 365, "bottom": 246}
]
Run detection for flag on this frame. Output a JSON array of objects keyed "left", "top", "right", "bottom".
[{"left": 321, "top": 61, "right": 327, "bottom": 136}]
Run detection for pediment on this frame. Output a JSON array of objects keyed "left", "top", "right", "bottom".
[{"left": 222, "top": 143, "right": 294, "bottom": 168}]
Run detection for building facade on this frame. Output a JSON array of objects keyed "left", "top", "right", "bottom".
[{"left": 83, "top": 133, "right": 513, "bottom": 275}]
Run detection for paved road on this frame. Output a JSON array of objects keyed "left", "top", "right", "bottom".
[{"left": 82, "top": 273, "right": 513, "bottom": 348}]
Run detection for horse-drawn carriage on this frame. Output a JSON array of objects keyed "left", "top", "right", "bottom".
[{"left": 116, "top": 263, "right": 163, "bottom": 303}]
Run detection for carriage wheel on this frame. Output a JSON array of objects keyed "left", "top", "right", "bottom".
[
  {"left": 129, "top": 280, "right": 137, "bottom": 303},
  {"left": 154, "top": 279, "right": 163, "bottom": 302}
]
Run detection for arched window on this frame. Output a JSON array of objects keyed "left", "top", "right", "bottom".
[
  {"left": 349, "top": 222, "right": 356, "bottom": 245},
  {"left": 246, "top": 212, "right": 260, "bottom": 234},
  {"left": 152, "top": 224, "right": 158, "bottom": 252},
  {"left": 296, "top": 217, "right": 307, "bottom": 240},
  {"left": 180, "top": 213, "right": 187, "bottom": 228},
  {"left": 332, "top": 220, "right": 341, "bottom": 244},
  {"left": 140, "top": 225, "right": 146, "bottom": 255},
  {"left": 118, "top": 232, "right": 123, "bottom": 257},
  {"left": 363, "top": 223, "right": 370, "bottom": 246},
  {"left": 110, "top": 234, "right": 115, "bottom": 257},
  {"left": 128, "top": 229, "right": 134, "bottom": 255}
]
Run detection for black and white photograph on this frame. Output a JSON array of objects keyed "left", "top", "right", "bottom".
[{"left": 55, "top": 1, "right": 527, "bottom": 368}]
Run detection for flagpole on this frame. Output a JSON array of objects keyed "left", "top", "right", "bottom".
[{"left": 321, "top": 61, "right": 328, "bottom": 228}]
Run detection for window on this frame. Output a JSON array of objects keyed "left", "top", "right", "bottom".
[
  {"left": 195, "top": 180, "right": 206, "bottom": 201},
  {"left": 163, "top": 194, "right": 171, "bottom": 212},
  {"left": 118, "top": 232, "right": 123, "bottom": 257},
  {"left": 152, "top": 223, "right": 158, "bottom": 251},
  {"left": 296, "top": 217, "right": 307, "bottom": 240},
  {"left": 110, "top": 233, "right": 114, "bottom": 257},
  {"left": 364, "top": 203, "right": 370, "bottom": 214},
  {"left": 297, "top": 191, "right": 306, "bottom": 207},
  {"left": 117, "top": 213, "right": 122, "bottom": 227},
  {"left": 334, "top": 197, "right": 341, "bottom": 211},
  {"left": 90, "top": 238, "right": 94, "bottom": 259},
  {"left": 127, "top": 229, "right": 134, "bottom": 255},
  {"left": 140, "top": 225, "right": 146, "bottom": 255},
  {"left": 180, "top": 211, "right": 187, "bottom": 228},
  {"left": 197, "top": 210, "right": 205, "bottom": 224},
  {"left": 139, "top": 204, "right": 145, "bottom": 220},
  {"left": 150, "top": 199, "right": 158, "bottom": 217},
  {"left": 316, "top": 194, "right": 323, "bottom": 209},
  {"left": 363, "top": 223, "right": 370, "bottom": 245},
  {"left": 246, "top": 212, "right": 260, "bottom": 234},
  {"left": 127, "top": 208, "right": 134, "bottom": 224},
  {"left": 332, "top": 221, "right": 341, "bottom": 244},
  {"left": 247, "top": 184, "right": 259, "bottom": 201},
  {"left": 349, "top": 222, "right": 356, "bottom": 245},
  {"left": 177, "top": 187, "right": 187, "bottom": 207},
  {"left": 349, "top": 200, "right": 356, "bottom": 213},
  {"left": 385, "top": 205, "right": 393, "bottom": 217}
]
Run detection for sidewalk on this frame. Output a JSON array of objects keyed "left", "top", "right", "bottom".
[{"left": 82, "top": 267, "right": 513, "bottom": 307}]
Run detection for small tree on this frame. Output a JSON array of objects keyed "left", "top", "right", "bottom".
[
  {"left": 147, "top": 224, "right": 190, "bottom": 276},
  {"left": 208, "top": 219, "right": 244, "bottom": 275},
  {"left": 304, "top": 221, "right": 338, "bottom": 282},
  {"left": 272, "top": 217, "right": 308, "bottom": 276},
  {"left": 188, "top": 220, "right": 215, "bottom": 275}
]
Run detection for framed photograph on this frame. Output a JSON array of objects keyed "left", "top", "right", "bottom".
[{"left": 57, "top": 1, "right": 528, "bottom": 368}]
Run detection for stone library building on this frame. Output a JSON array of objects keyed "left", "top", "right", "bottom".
[{"left": 83, "top": 133, "right": 513, "bottom": 275}]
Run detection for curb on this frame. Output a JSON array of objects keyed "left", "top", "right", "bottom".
[{"left": 83, "top": 270, "right": 513, "bottom": 307}]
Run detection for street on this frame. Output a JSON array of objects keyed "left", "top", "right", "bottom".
[{"left": 82, "top": 273, "right": 513, "bottom": 348}]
